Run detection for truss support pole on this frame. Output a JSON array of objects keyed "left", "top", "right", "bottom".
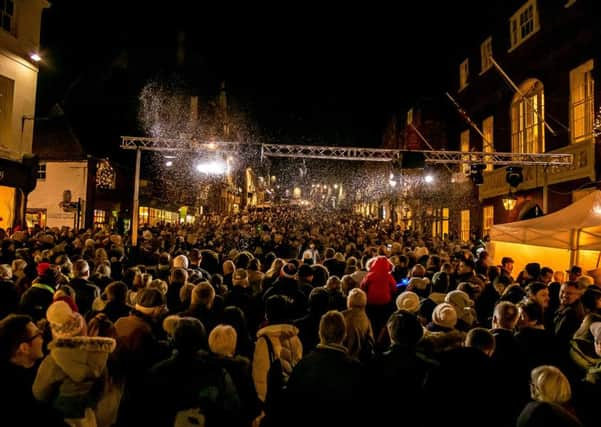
[{"left": 132, "top": 148, "right": 141, "bottom": 247}]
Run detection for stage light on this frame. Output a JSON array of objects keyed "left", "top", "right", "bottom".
[
  {"left": 470, "top": 164, "right": 486, "bottom": 185},
  {"left": 165, "top": 161, "right": 173, "bottom": 167},
  {"left": 506, "top": 166, "right": 523, "bottom": 188},
  {"left": 424, "top": 174, "right": 434, "bottom": 184}
]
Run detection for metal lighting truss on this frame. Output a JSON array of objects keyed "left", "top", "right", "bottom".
[{"left": 120, "top": 137, "right": 573, "bottom": 166}]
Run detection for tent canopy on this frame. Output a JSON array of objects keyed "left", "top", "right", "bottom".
[{"left": 490, "top": 190, "right": 601, "bottom": 251}]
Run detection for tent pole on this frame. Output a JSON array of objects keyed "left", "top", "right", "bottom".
[{"left": 569, "top": 229, "right": 576, "bottom": 268}]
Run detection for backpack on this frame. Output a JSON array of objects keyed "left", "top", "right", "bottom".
[{"left": 261, "top": 335, "right": 286, "bottom": 416}]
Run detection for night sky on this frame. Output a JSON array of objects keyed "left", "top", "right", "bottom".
[{"left": 35, "top": 1, "right": 492, "bottom": 157}]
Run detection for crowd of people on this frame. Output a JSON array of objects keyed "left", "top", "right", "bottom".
[{"left": 0, "top": 206, "right": 599, "bottom": 427}]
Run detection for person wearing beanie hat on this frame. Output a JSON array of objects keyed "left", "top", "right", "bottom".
[
  {"left": 396, "top": 291, "right": 420, "bottom": 314},
  {"left": 432, "top": 303, "right": 458, "bottom": 329},
  {"left": 33, "top": 302, "right": 116, "bottom": 425},
  {"left": 418, "top": 303, "right": 465, "bottom": 358},
  {"left": 224, "top": 269, "right": 254, "bottom": 317},
  {"left": 20, "top": 263, "right": 59, "bottom": 322},
  {"left": 445, "top": 290, "right": 477, "bottom": 331}
]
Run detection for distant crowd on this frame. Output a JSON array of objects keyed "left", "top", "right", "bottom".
[{"left": 0, "top": 207, "right": 599, "bottom": 427}]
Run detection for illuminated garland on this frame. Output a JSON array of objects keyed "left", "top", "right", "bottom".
[
  {"left": 96, "top": 160, "right": 116, "bottom": 189},
  {"left": 594, "top": 106, "right": 601, "bottom": 138}
]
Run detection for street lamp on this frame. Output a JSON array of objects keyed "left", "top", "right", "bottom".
[{"left": 502, "top": 191, "right": 517, "bottom": 211}]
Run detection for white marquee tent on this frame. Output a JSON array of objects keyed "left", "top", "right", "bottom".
[{"left": 488, "top": 190, "right": 601, "bottom": 276}]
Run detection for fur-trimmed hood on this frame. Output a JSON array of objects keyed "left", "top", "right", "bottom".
[{"left": 49, "top": 336, "right": 116, "bottom": 382}]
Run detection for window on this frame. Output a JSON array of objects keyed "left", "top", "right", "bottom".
[
  {"left": 0, "top": 0, "right": 14, "bottom": 34},
  {"left": 407, "top": 108, "right": 413, "bottom": 125},
  {"left": 482, "top": 116, "right": 494, "bottom": 171},
  {"left": 509, "top": 0, "right": 540, "bottom": 50},
  {"left": 432, "top": 207, "right": 449, "bottom": 238},
  {"left": 460, "top": 210, "right": 470, "bottom": 242},
  {"left": 93, "top": 209, "right": 106, "bottom": 224},
  {"left": 460, "top": 130, "right": 470, "bottom": 174},
  {"left": 569, "top": 60, "right": 594, "bottom": 143},
  {"left": 483, "top": 205, "right": 494, "bottom": 236},
  {"left": 480, "top": 37, "right": 493, "bottom": 73},
  {"left": 511, "top": 79, "right": 545, "bottom": 154},
  {"left": 459, "top": 59, "right": 469, "bottom": 90},
  {"left": 37, "top": 163, "right": 46, "bottom": 180},
  {"left": 0, "top": 74, "right": 14, "bottom": 149}
]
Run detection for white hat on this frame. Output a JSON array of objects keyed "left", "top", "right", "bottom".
[
  {"left": 46, "top": 301, "right": 85, "bottom": 338},
  {"left": 396, "top": 291, "right": 420, "bottom": 313}
]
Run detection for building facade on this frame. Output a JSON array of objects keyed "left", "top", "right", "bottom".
[
  {"left": 453, "top": 0, "right": 598, "bottom": 236},
  {"left": 0, "top": 0, "right": 48, "bottom": 230}
]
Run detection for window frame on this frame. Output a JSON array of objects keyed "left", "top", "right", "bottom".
[
  {"left": 459, "top": 59, "right": 469, "bottom": 91},
  {"left": 511, "top": 79, "right": 545, "bottom": 154},
  {"left": 482, "top": 116, "right": 494, "bottom": 171},
  {"left": 460, "top": 130, "right": 470, "bottom": 175},
  {"left": 569, "top": 59, "right": 594, "bottom": 144},
  {"left": 480, "top": 37, "right": 493, "bottom": 74},
  {"left": 460, "top": 210, "right": 470, "bottom": 242},
  {"left": 483, "top": 205, "right": 494, "bottom": 236},
  {"left": 0, "top": 0, "right": 15, "bottom": 36},
  {"left": 509, "top": 0, "right": 540, "bottom": 51}
]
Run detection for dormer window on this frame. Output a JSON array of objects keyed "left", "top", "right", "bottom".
[{"left": 509, "top": 0, "right": 540, "bottom": 51}]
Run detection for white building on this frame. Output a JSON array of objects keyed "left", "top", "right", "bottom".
[{"left": 0, "top": 0, "right": 49, "bottom": 230}]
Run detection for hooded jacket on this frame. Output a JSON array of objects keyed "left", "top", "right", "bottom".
[
  {"left": 252, "top": 323, "right": 303, "bottom": 402},
  {"left": 33, "top": 336, "right": 116, "bottom": 419},
  {"left": 360, "top": 256, "right": 396, "bottom": 305}
]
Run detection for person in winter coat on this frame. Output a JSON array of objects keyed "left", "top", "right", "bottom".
[
  {"left": 284, "top": 311, "right": 365, "bottom": 427},
  {"left": 342, "top": 288, "right": 374, "bottom": 363},
  {"left": 516, "top": 365, "right": 582, "bottom": 427},
  {"left": 33, "top": 301, "right": 116, "bottom": 427},
  {"left": 360, "top": 256, "right": 396, "bottom": 336},
  {"left": 252, "top": 295, "right": 303, "bottom": 404}
]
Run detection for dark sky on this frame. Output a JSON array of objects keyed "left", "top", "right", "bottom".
[{"left": 35, "top": 1, "right": 490, "bottom": 155}]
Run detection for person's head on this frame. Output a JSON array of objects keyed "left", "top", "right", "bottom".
[
  {"left": 559, "top": 281, "right": 583, "bottom": 307},
  {"left": 148, "top": 279, "right": 168, "bottom": 295},
  {"left": 431, "top": 303, "right": 458, "bottom": 329},
  {"left": 346, "top": 288, "right": 367, "bottom": 309},
  {"left": 553, "top": 270, "right": 565, "bottom": 284},
  {"left": 172, "top": 254, "right": 189, "bottom": 269},
  {"left": 387, "top": 310, "right": 423, "bottom": 346},
  {"left": 501, "top": 257, "right": 514, "bottom": 273},
  {"left": 581, "top": 287, "right": 601, "bottom": 313},
  {"left": 298, "top": 264, "right": 314, "bottom": 282},
  {"left": 540, "top": 267, "right": 553, "bottom": 284},
  {"left": 87, "top": 313, "right": 116, "bottom": 338},
  {"left": 458, "top": 259, "right": 475, "bottom": 275},
  {"left": 232, "top": 269, "right": 249, "bottom": 287},
  {"left": 526, "top": 282, "right": 550, "bottom": 309},
  {"left": 208, "top": 324, "right": 237, "bottom": 357},
  {"left": 567, "top": 265, "right": 582, "bottom": 282},
  {"left": 105, "top": 281, "right": 128, "bottom": 303},
  {"left": 173, "top": 317, "right": 207, "bottom": 355},
  {"left": 529, "top": 365, "right": 572, "bottom": 405},
  {"left": 0, "top": 314, "right": 44, "bottom": 367},
  {"left": 410, "top": 264, "right": 426, "bottom": 278},
  {"left": 492, "top": 301, "right": 520, "bottom": 330},
  {"left": 517, "top": 300, "right": 544, "bottom": 328},
  {"left": 73, "top": 259, "right": 90, "bottom": 279},
  {"left": 222, "top": 260, "right": 235, "bottom": 275},
  {"left": 465, "top": 327, "right": 495, "bottom": 357},
  {"left": 0, "top": 264, "right": 12, "bottom": 280},
  {"left": 46, "top": 300, "right": 87, "bottom": 338},
  {"left": 395, "top": 291, "right": 420, "bottom": 314},
  {"left": 191, "top": 282, "right": 216, "bottom": 309},
  {"left": 524, "top": 263, "right": 541, "bottom": 280},
  {"left": 265, "top": 295, "right": 289, "bottom": 324},
  {"left": 318, "top": 310, "right": 346, "bottom": 346},
  {"left": 325, "top": 275, "right": 341, "bottom": 292},
  {"left": 170, "top": 268, "right": 188, "bottom": 285},
  {"left": 134, "top": 288, "right": 166, "bottom": 318}
]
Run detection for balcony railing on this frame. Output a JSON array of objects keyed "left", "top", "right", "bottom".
[{"left": 478, "top": 141, "right": 596, "bottom": 200}]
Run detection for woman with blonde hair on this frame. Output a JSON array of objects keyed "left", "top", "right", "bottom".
[
  {"left": 517, "top": 365, "right": 582, "bottom": 426},
  {"left": 262, "top": 258, "right": 285, "bottom": 293}
]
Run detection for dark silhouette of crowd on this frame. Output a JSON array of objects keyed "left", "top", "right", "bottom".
[{"left": 0, "top": 206, "right": 599, "bottom": 427}]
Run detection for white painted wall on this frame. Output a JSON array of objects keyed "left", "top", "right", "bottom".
[{"left": 28, "top": 161, "right": 88, "bottom": 228}]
